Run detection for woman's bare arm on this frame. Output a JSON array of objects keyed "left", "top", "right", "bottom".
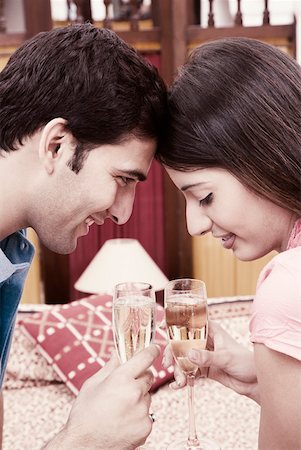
[{"left": 255, "top": 344, "right": 301, "bottom": 450}]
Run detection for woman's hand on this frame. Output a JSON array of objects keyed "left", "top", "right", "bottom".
[{"left": 163, "top": 320, "right": 260, "bottom": 404}]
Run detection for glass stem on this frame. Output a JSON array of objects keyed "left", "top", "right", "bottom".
[{"left": 187, "top": 374, "right": 200, "bottom": 447}]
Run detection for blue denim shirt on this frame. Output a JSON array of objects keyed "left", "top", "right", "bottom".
[{"left": 0, "top": 230, "right": 34, "bottom": 386}]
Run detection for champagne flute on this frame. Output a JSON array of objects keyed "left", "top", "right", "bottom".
[
  {"left": 112, "top": 281, "right": 157, "bottom": 450},
  {"left": 112, "top": 281, "right": 156, "bottom": 362},
  {"left": 164, "top": 278, "right": 220, "bottom": 450}
]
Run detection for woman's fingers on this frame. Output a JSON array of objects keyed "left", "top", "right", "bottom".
[
  {"left": 162, "top": 323, "right": 233, "bottom": 388},
  {"left": 189, "top": 348, "right": 213, "bottom": 367},
  {"left": 169, "top": 364, "right": 186, "bottom": 389},
  {"left": 162, "top": 344, "right": 174, "bottom": 368}
]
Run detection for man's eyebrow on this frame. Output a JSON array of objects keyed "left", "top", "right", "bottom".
[
  {"left": 181, "top": 181, "right": 208, "bottom": 192},
  {"left": 120, "top": 169, "right": 147, "bottom": 182}
]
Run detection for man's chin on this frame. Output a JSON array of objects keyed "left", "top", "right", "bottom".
[{"left": 42, "top": 238, "right": 78, "bottom": 255}]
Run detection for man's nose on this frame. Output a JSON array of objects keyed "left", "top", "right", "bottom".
[{"left": 108, "top": 188, "right": 136, "bottom": 225}]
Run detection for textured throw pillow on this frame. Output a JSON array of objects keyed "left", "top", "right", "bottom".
[{"left": 19, "top": 294, "right": 173, "bottom": 395}]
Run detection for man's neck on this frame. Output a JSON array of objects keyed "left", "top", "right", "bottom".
[{"left": 0, "top": 147, "right": 31, "bottom": 240}]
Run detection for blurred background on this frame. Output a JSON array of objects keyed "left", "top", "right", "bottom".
[{"left": 1, "top": 0, "right": 299, "bottom": 303}]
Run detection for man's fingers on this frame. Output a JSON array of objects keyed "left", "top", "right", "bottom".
[
  {"left": 86, "top": 352, "right": 120, "bottom": 385},
  {"left": 102, "top": 351, "right": 120, "bottom": 373},
  {"left": 136, "top": 369, "right": 155, "bottom": 395},
  {"left": 121, "top": 344, "right": 161, "bottom": 378}
]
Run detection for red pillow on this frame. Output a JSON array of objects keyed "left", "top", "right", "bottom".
[{"left": 19, "top": 294, "right": 173, "bottom": 395}]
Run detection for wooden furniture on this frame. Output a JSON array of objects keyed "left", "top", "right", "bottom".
[{"left": 21, "top": 229, "right": 43, "bottom": 304}]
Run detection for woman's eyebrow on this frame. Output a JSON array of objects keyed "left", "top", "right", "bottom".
[{"left": 181, "top": 181, "right": 209, "bottom": 192}]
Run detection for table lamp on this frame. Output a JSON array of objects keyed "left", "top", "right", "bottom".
[{"left": 74, "top": 238, "right": 169, "bottom": 294}]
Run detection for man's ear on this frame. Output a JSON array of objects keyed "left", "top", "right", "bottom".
[{"left": 38, "top": 118, "right": 69, "bottom": 174}]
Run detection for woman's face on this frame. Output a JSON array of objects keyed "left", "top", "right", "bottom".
[{"left": 166, "top": 167, "right": 298, "bottom": 261}]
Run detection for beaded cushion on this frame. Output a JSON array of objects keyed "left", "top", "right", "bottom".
[{"left": 18, "top": 294, "right": 173, "bottom": 395}]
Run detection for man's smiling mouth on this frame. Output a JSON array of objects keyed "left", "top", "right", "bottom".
[{"left": 85, "top": 217, "right": 95, "bottom": 227}]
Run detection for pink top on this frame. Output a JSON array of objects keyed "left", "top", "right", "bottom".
[{"left": 249, "top": 218, "right": 301, "bottom": 360}]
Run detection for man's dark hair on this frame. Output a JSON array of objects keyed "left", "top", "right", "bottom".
[{"left": 0, "top": 23, "right": 167, "bottom": 172}]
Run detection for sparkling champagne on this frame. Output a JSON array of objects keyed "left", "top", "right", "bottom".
[
  {"left": 165, "top": 297, "right": 208, "bottom": 374},
  {"left": 113, "top": 296, "right": 156, "bottom": 363}
]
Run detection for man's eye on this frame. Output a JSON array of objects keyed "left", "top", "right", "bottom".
[
  {"left": 119, "top": 176, "right": 134, "bottom": 186},
  {"left": 199, "top": 193, "right": 213, "bottom": 206}
]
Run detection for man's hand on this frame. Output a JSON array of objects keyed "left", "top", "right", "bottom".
[
  {"left": 44, "top": 344, "right": 160, "bottom": 450},
  {"left": 163, "top": 320, "right": 260, "bottom": 403}
]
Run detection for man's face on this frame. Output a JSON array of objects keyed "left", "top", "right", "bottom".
[{"left": 30, "top": 137, "right": 156, "bottom": 254}]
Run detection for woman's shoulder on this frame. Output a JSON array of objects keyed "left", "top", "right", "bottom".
[
  {"left": 252, "top": 246, "right": 301, "bottom": 315},
  {"left": 257, "top": 246, "right": 301, "bottom": 289},
  {"left": 250, "top": 247, "right": 301, "bottom": 360}
]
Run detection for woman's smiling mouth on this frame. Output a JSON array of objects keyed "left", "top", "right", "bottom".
[{"left": 213, "top": 233, "right": 236, "bottom": 250}]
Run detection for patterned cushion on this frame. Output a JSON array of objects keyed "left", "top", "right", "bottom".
[
  {"left": 19, "top": 294, "right": 173, "bottom": 395},
  {"left": 4, "top": 324, "right": 61, "bottom": 390}
]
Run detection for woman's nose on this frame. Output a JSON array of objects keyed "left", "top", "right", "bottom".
[{"left": 186, "top": 205, "right": 212, "bottom": 237}]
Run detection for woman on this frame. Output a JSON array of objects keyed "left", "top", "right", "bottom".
[{"left": 158, "top": 38, "right": 301, "bottom": 449}]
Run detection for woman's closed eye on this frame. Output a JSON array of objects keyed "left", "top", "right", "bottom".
[{"left": 199, "top": 193, "right": 213, "bottom": 206}]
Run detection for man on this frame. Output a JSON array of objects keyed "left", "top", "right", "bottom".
[{"left": 0, "top": 23, "right": 167, "bottom": 449}]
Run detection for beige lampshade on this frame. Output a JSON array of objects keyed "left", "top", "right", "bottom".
[{"left": 74, "top": 238, "right": 169, "bottom": 294}]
